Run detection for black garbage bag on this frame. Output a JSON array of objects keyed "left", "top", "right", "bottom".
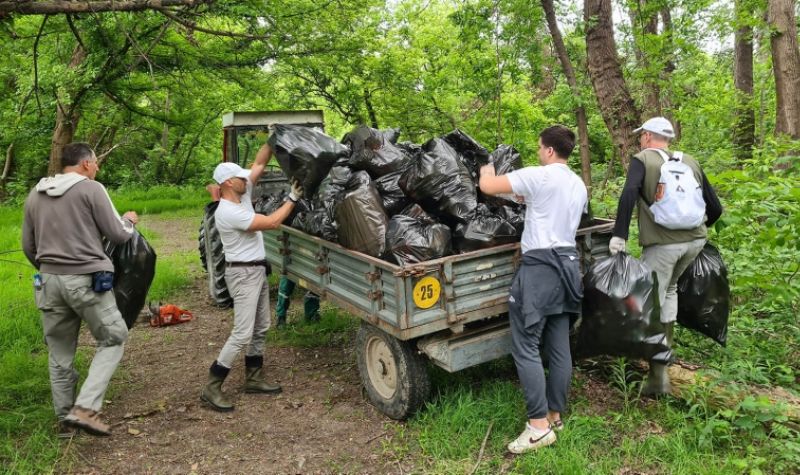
[
  {"left": 346, "top": 170, "right": 373, "bottom": 190},
  {"left": 399, "top": 138, "right": 478, "bottom": 225},
  {"left": 480, "top": 144, "right": 524, "bottom": 208},
  {"left": 335, "top": 184, "right": 388, "bottom": 257},
  {"left": 397, "top": 203, "right": 436, "bottom": 223},
  {"left": 677, "top": 243, "right": 731, "bottom": 346},
  {"left": 268, "top": 124, "right": 350, "bottom": 197},
  {"left": 397, "top": 142, "right": 424, "bottom": 161},
  {"left": 375, "top": 170, "right": 410, "bottom": 216},
  {"left": 575, "top": 253, "right": 672, "bottom": 363},
  {"left": 104, "top": 230, "right": 157, "bottom": 329},
  {"left": 328, "top": 163, "right": 354, "bottom": 186},
  {"left": 314, "top": 176, "right": 345, "bottom": 211},
  {"left": 342, "top": 125, "right": 411, "bottom": 177},
  {"left": 495, "top": 203, "right": 525, "bottom": 236},
  {"left": 442, "top": 129, "right": 490, "bottom": 182},
  {"left": 490, "top": 144, "right": 522, "bottom": 175},
  {"left": 453, "top": 204, "right": 519, "bottom": 252},
  {"left": 295, "top": 207, "right": 338, "bottom": 242},
  {"left": 386, "top": 215, "right": 452, "bottom": 266}
]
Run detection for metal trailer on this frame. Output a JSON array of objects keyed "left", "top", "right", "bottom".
[{"left": 263, "top": 220, "right": 615, "bottom": 419}]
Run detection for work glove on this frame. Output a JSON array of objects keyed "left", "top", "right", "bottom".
[
  {"left": 608, "top": 236, "right": 626, "bottom": 255},
  {"left": 288, "top": 179, "right": 304, "bottom": 202}
]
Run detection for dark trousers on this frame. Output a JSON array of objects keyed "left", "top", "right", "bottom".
[{"left": 508, "top": 310, "right": 572, "bottom": 420}]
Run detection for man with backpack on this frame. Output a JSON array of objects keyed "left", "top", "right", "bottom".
[{"left": 609, "top": 117, "right": 723, "bottom": 396}]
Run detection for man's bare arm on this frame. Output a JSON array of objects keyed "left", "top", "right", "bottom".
[
  {"left": 478, "top": 164, "right": 514, "bottom": 195},
  {"left": 247, "top": 200, "right": 295, "bottom": 231},
  {"left": 249, "top": 143, "right": 272, "bottom": 184}
]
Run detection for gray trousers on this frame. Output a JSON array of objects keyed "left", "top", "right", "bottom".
[
  {"left": 509, "top": 311, "right": 572, "bottom": 420},
  {"left": 216, "top": 266, "right": 271, "bottom": 368},
  {"left": 36, "top": 274, "right": 128, "bottom": 418},
  {"left": 641, "top": 238, "right": 706, "bottom": 324}
]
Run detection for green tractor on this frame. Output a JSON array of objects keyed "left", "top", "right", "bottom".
[{"left": 198, "top": 110, "right": 325, "bottom": 306}]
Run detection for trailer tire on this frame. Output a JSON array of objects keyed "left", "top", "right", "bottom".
[
  {"left": 199, "top": 202, "right": 232, "bottom": 308},
  {"left": 356, "top": 322, "right": 430, "bottom": 420}
]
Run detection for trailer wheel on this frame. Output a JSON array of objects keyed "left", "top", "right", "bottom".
[
  {"left": 199, "top": 202, "right": 232, "bottom": 308},
  {"left": 356, "top": 322, "right": 430, "bottom": 420}
]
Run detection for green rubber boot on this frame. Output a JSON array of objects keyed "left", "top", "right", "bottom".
[
  {"left": 244, "top": 356, "right": 282, "bottom": 394},
  {"left": 276, "top": 277, "right": 295, "bottom": 327},
  {"left": 643, "top": 323, "right": 674, "bottom": 397},
  {"left": 201, "top": 362, "right": 234, "bottom": 412}
]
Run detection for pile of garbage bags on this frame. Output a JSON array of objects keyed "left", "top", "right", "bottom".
[{"left": 266, "top": 124, "right": 526, "bottom": 262}]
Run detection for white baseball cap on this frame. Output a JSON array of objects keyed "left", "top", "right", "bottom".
[
  {"left": 213, "top": 162, "right": 250, "bottom": 184},
  {"left": 633, "top": 117, "right": 675, "bottom": 138}
]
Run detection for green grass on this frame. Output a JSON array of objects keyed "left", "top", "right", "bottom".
[
  {"left": 267, "top": 302, "right": 360, "bottom": 348},
  {"left": 0, "top": 187, "right": 207, "bottom": 474},
  {"left": 109, "top": 185, "right": 209, "bottom": 216}
]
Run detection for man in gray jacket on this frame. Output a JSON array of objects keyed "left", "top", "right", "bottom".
[{"left": 22, "top": 143, "right": 139, "bottom": 437}]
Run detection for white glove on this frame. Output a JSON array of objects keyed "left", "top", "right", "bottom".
[
  {"left": 288, "top": 179, "right": 304, "bottom": 202},
  {"left": 608, "top": 236, "right": 626, "bottom": 255}
]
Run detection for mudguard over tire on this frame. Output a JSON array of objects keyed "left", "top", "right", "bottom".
[
  {"left": 356, "top": 322, "right": 430, "bottom": 420},
  {"left": 199, "top": 201, "right": 232, "bottom": 308}
]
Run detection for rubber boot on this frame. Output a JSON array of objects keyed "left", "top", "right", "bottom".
[
  {"left": 244, "top": 356, "right": 282, "bottom": 394},
  {"left": 201, "top": 361, "right": 234, "bottom": 411},
  {"left": 304, "top": 292, "right": 321, "bottom": 323},
  {"left": 276, "top": 277, "right": 294, "bottom": 327},
  {"left": 643, "top": 323, "right": 674, "bottom": 396}
]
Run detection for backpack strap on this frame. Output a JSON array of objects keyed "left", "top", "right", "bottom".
[{"left": 644, "top": 148, "right": 682, "bottom": 162}]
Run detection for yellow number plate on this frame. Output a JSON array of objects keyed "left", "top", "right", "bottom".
[{"left": 413, "top": 276, "right": 441, "bottom": 309}]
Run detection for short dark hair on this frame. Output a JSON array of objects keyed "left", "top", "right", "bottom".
[
  {"left": 539, "top": 125, "right": 576, "bottom": 159},
  {"left": 61, "top": 142, "right": 95, "bottom": 168}
]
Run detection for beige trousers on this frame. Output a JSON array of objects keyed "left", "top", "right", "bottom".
[{"left": 37, "top": 273, "right": 128, "bottom": 418}]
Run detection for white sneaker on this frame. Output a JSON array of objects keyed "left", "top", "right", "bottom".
[{"left": 507, "top": 424, "right": 557, "bottom": 454}]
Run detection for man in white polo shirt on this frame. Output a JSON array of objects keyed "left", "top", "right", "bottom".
[
  {"left": 480, "top": 125, "right": 587, "bottom": 454},
  {"left": 201, "top": 142, "right": 303, "bottom": 412}
]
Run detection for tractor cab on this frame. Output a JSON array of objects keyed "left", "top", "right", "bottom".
[
  {"left": 201, "top": 110, "right": 324, "bottom": 306},
  {"left": 214, "top": 110, "right": 325, "bottom": 200}
]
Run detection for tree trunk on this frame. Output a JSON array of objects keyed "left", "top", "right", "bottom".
[
  {"left": 541, "top": 0, "right": 592, "bottom": 189},
  {"left": 47, "top": 45, "right": 86, "bottom": 176},
  {"left": 0, "top": 143, "right": 13, "bottom": 198},
  {"left": 585, "top": 0, "right": 641, "bottom": 171},
  {"left": 659, "top": 6, "right": 680, "bottom": 141},
  {"left": 629, "top": 0, "right": 661, "bottom": 116},
  {"left": 733, "top": 0, "right": 755, "bottom": 162},
  {"left": 363, "top": 88, "right": 379, "bottom": 129},
  {"left": 767, "top": 0, "right": 800, "bottom": 141}
]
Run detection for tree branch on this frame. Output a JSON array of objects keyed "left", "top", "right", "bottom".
[
  {"left": 33, "top": 14, "right": 49, "bottom": 116},
  {"left": 156, "top": 8, "right": 272, "bottom": 40},
  {"left": 65, "top": 14, "right": 86, "bottom": 50},
  {"left": 0, "top": 1, "right": 212, "bottom": 16}
]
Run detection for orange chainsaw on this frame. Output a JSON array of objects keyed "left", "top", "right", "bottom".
[{"left": 148, "top": 302, "right": 194, "bottom": 327}]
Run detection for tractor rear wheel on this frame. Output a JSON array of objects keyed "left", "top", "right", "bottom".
[{"left": 199, "top": 202, "right": 232, "bottom": 308}]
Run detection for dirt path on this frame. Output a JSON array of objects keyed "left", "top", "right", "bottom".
[{"left": 63, "top": 215, "right": 417, "bottom": 475}]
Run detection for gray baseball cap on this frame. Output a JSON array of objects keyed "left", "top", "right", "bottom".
[{"left": 633, "top": 117, "right": 675, "bottom": 138}]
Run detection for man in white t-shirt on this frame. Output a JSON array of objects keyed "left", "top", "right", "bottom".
[
  {"left": 480, "top": 125, "right": 587, "bottom": 454},
  {"left": 201, "top": 143, "right": 303, "bottom": 412}
]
